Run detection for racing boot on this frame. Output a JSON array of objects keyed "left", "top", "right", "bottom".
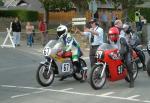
[
  {"left": 80, "top": 70, "right": 87, "bottom": 83},
  {"left": 59, "top": 76, "right": 67, "bottom": 81},
  {"left": 74, "top": 61, "right": 86, "bottom": 83},
  {"left": 143, "top": 64, "right": 147, "bottom": 71},
  {"left": 74, "top": 61, "right": 82, "bottom": 73}
]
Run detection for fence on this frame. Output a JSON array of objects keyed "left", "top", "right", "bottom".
[{"left": 39, "top": 10, "right": 92, "bottom": 24}]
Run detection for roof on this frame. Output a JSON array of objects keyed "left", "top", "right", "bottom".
[{"left": 1, "top": 0, "right": 44, "bottom": 12}]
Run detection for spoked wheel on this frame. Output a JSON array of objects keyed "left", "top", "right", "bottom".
[
  {"left": 146, "top": 59, "right": 150, "bottom": 77},
  {"left": 73, "top": 58, "right": 88, "bottom": 81},
  {"left": 125, "top": 61, "right": 138, "bottom": 82},
  {"left": 36, "top": 64, "right": 54, "bottom": 87},
  {"left": 90, "top": 64, "right": 106, "bottom": 90}
]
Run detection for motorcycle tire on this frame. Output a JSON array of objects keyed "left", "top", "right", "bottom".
[
  {"left": 73, "top": 58, "right": 87, "bottom": 81},
  {"left": 36, "top": 64, "right": 54, "bottom": 87},
  {"left": 90, "top": 64, "right": 106, "bottom": 90},
  {"left": 125, "top": 61, "right": 138, "bottom": 82},
  {"left": 146, "top": 59, "right": 150, "bottom": 77}
]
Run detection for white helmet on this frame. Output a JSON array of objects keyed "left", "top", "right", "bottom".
[{"left": 57, "top": 25, "right": 68, "bottom": 38}]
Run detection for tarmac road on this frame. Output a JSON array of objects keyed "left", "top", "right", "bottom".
[{"left": 0, "top": 43, "right": 150, "bottom": 103}]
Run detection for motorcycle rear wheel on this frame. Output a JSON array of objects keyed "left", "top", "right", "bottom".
[
  {"left": 146, "top": 59, "right": 150, "bottom": 77},
  {"left": 90, "top": 64, "right": 106, "bottom": 90},
  {"left": 36, "top": 64, "right": 54, "bottom": 87},
  {"left": 125, "top": 61, "right": 138, "bottom": 82},
  {"left": 73, "top": 58, "right": 87, "bottom": 81}
]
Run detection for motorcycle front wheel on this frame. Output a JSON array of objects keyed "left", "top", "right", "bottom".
[
  {"left": 90, "top": 64, "right": 106, "bottom": 90},
  {"left": 125, "top": 61, "right": 138, "bottom": 82},
  {"left": 147, "top": 59, "right": 150, "bottom": 77},
  {"left": 73, "top": 58, "right": 87, "bottom": 81},
  {"left": 36, "top": 64, "right": 54, "bottom": 87}
]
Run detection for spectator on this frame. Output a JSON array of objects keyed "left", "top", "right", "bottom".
[
  {"left": 26, "top": 22, "right": 34, "bottom": 47},
  {"left": 110, "top": 11, "right": 117, "bottom": 27},
  {"left": 100, "top": 10, "right": 108, "bottom": 33},
  {"left": 12, "top": 17, "right": 21, "bottom": 46},
  {"left": 114, "top": 19, "right": 123, "bottom": 32},
  {"left": 113, "top": 19, "right": 125, "bottom": 38},
  {"left": 38, "top": 19, "right": 47, "bottom": 46},
  {"left": 141, "top": 15, "right": 147, "bottom": 29},
  {"left": 135, "top": 9, "right": 142, "bottom": 31},
  {"left": 76, "top": 18, "right": 104, "bottom": 67}
]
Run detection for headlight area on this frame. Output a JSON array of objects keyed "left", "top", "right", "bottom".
[{"left": 109, "top": 52, "right": 120, "bottom": 60}]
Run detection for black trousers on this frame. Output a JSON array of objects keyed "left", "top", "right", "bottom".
[
  {"left": 122, "top": 51, "right": 134, "bottom": 84},
  {"left": 89, "top": 45, "right": 99, "bottom": 68}
]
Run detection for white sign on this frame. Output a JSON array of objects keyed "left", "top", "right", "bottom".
[{"left": 72, "top": 18, "right": 86, "bottom": 26}]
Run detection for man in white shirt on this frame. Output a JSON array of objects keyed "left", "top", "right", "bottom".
[{"left": 77, "top": 18, "right": 104, "bottom": 67}]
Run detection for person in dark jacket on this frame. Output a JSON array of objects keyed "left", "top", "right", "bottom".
[
  {"left": 108, "top": 27, "right": 134, "bottom": 88},
  {"left": 12, "top": 17, "right": 21, "bottom": 46}
]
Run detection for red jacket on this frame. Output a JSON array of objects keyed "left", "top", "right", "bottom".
[{"left": 38, "top": 22, "right": 46, "bottom": 32}]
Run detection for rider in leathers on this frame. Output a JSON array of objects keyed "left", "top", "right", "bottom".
[
  {"left": 56, "top": 25, "right": 83, "bottom": 81},
  {"left": 122, "top": 23, "right": 146, "bottom": 71},
  {"left": 108, "top": 27, "right": 134, "bottom": 88}
]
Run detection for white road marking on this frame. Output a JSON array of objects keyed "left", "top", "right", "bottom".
[
  {"left": 32, "top": 90, "right": 47, "bottom": 94},
  {"left": 1, "top": 84, "right": 150, "bottom": 103},
  {"left": 1, "top": 85, "right": 17, "bottom": 88},
  {"left": 11, "top": 93, "right": 31, "bottom": 98},
  {"left": 11, "top": 90, "right": 46, "bottom": 98},
  {"left": 97, "top": 95, "right": 140, "bottom": 101},
  {"left": 97, "top": 92, "right": 115, "bottom": 96},
  {"left": 127, "top": 95, "right": 140, "bottom": 99},
  {"left": 60, "top": 88, "right": 73, "bottom": 91}
]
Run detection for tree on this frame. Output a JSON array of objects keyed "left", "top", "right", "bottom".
[
  {"left": 38, "top": 0, "right": 52, "bottom": 29},
  {"left": 72, "top": 0, "right": 91, "bottom": 17},
  {"left": 0, "top": 0, "right": 4, "bottom": 6},
  {"left": 113, "top": 0, "right": 144, "bottom": 22},
  {"left": 39, "top": 0, "right": 73, "bottom": 28}
]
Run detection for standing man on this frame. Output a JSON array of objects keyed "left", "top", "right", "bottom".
[
  {"left": 135, "top": 9, "right": 141, "bottom": 32},
  {"left": 12, "top": 17, "right": 21, "bottom": 46},
  {"left": 38, "top": 19, "right": 47, "bottom": 46},
  {"left": 26, "top": 22, "right": 34, "bottom": 47},
  {"left": 77, "top": 18, "right": 104, "bottom": 67},
  {"left": 114, "top": 19, "right": 125, "bottom": 38}
]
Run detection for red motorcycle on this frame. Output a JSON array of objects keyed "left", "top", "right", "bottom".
[{"left": 89, "top": 43, "right": 138, "bottom": 90}]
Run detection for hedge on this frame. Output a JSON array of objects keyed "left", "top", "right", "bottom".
[{"left": 0, "top": 10, "right": 38, "bottom": 22}]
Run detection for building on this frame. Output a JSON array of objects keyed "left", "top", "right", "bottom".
[{"left": 1, "top": 0, "right": 44, "bottom": 12}]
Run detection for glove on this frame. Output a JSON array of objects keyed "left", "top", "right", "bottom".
[{"left": 57, "top": 50, "right": 65, "bottom": 57}]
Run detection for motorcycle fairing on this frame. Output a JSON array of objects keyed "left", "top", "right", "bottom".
[{"left": 97, "top": 43, "right": 127, "bottom": 81}]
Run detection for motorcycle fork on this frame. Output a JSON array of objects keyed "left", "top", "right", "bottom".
[
  {"left": 47, "top": 59, "right": 53, "bottom": 75},
  {"left": 100, "top": 62, "right": 107, "bottom": 78}
]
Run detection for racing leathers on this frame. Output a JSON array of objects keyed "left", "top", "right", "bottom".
[
  {"left": 58, "top": 33, "right": 84, "bottom": 81},
  {"left": 109, "top": 37, "right": 134, "bottom": 88}
]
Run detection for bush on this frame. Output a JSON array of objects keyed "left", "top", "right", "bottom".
[
  {"left": 0, "top": 10, "right": 38, "bottom": 22},
  {"left": 0, "top": 0, "right": 4, "bottom": 6}
]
